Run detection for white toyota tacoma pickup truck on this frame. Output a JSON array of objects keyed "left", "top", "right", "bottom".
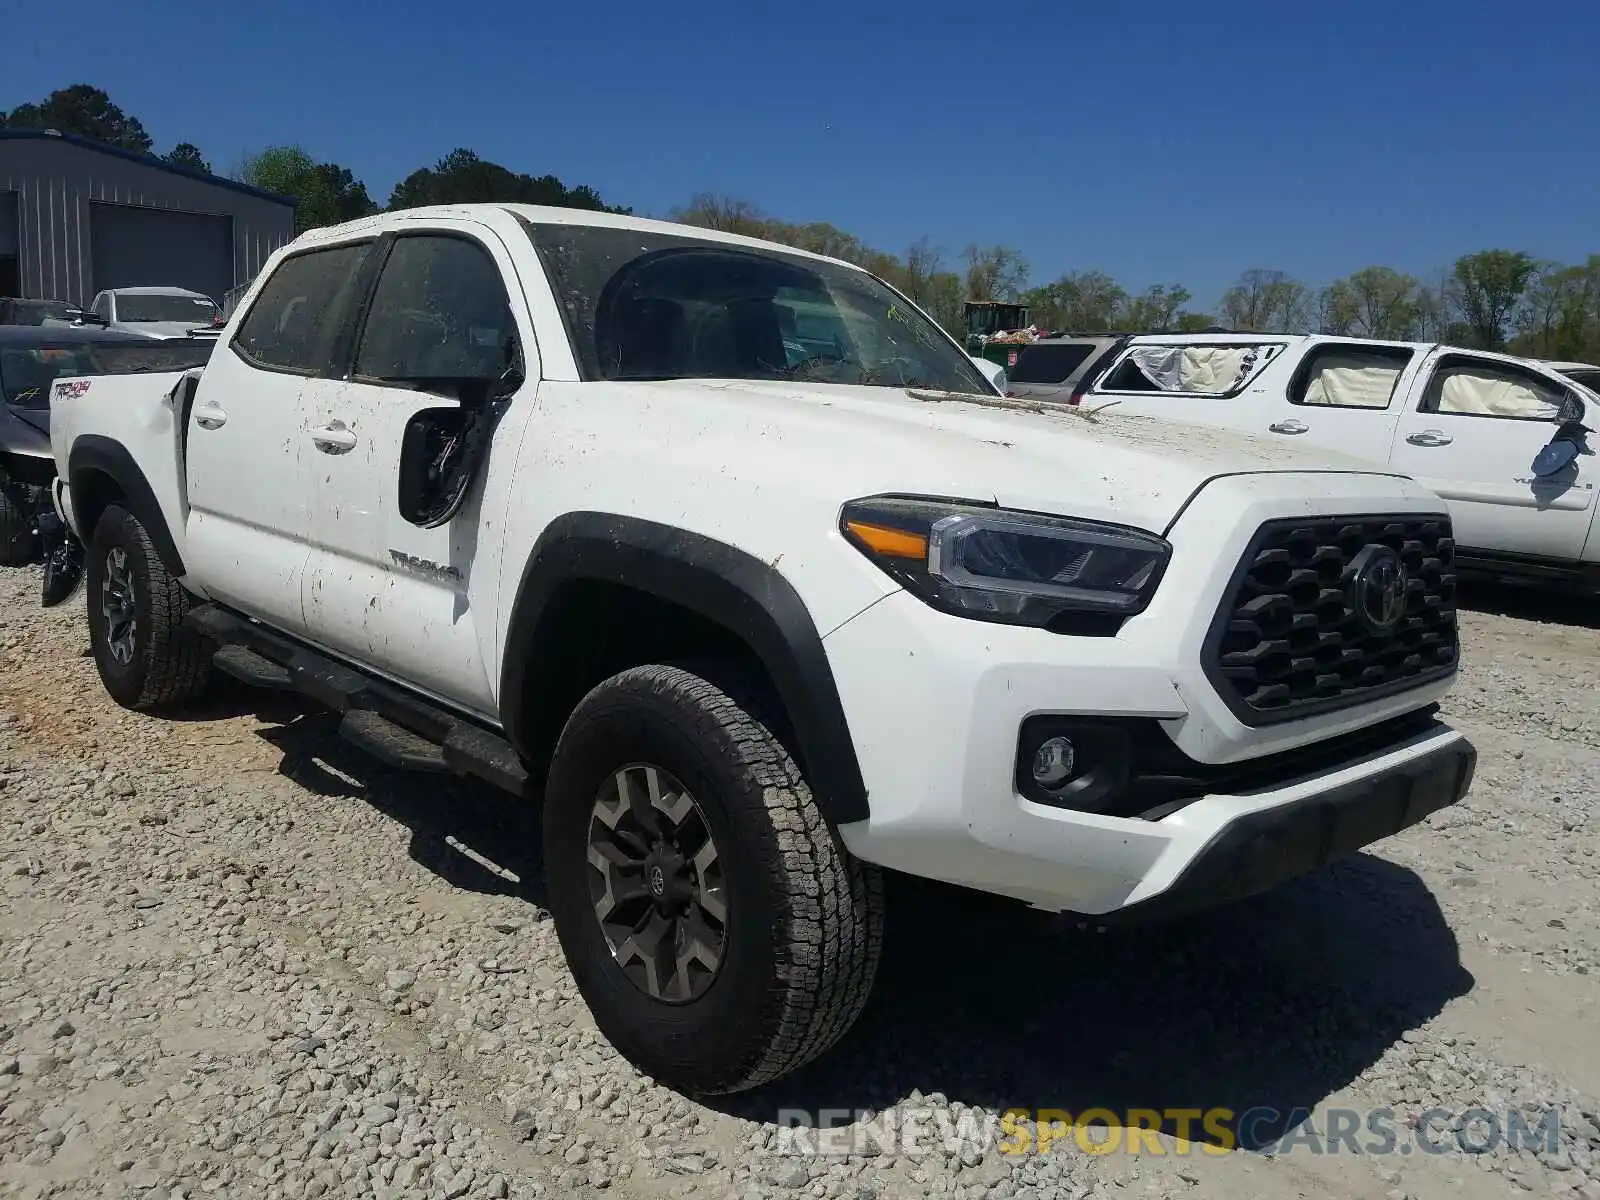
[{"left": 47, "top": 205, "right": 1476, "bottom": 1094}]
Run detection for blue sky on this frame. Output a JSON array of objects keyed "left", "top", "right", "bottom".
[{"left": 8, "top": 0, "right": 1598, "bottom": 309}]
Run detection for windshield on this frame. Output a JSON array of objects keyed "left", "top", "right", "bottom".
[
  {"left": 524, "top": 222, "right": 992, "bottom": 394},
  {"left": 117, "top": 294, "right": 218, "bottom": 324}
]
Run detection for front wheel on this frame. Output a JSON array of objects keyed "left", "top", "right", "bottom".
[
  {"left": 543, "top": 664, "right": 884, "bottom": 1094},
  {"left": 86, "top": 505, "right": 211, "bottom": 711}
]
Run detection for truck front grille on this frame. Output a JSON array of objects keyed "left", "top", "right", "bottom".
[{"left": 1205, "top": 514, "right": 1458, "bottom": 725}]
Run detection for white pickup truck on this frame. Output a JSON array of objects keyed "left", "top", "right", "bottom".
[
  {"left": 47, "top": 205, "right": 1475, "bottom": 1094},
  {"left": 1046, "top": 334, "right": 1598, "bottom": 590}
]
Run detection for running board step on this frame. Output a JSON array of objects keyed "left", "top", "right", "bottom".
[
  {"left": 187, "top": 602, "right": 532, "bottom": 795},
  {"left": 339, "top": 710, "right": 449, "bottom": 773},
  {"left": 212, "top": 645, "right": 292, "bottom": 689}
]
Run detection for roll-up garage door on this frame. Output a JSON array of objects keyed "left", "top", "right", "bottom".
[{"left": 89, "top": 202, "right": 233, "bottom": 304}]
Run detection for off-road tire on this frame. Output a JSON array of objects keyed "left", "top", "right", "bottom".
[
  {"left": 543, "top": 663, "right": 884, "bottom": 1095},
  {"left": 0, "top": 484, "right": 39, "bottom": 566},
  {"left": 86, "top": 505, "right": 211, "bottom": 711}
]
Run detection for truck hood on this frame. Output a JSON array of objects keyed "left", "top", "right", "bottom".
[{"left": 625, "top": 379, "right": 1402, "bottom": 534}]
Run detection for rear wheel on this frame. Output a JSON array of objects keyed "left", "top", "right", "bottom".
[
  {"left": 86, "top": 505, "right": 211, "bottom": 711},
  {"left": 543, "top": 663, "right": 884, "bottom": 1094}
]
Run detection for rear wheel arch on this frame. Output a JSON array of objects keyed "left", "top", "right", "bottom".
[
  {"left": 499, "top": 513, "right": 870, "bottom": 827},
  {"left": 66, "top": 436, "right": 184, "bottom": 575}
]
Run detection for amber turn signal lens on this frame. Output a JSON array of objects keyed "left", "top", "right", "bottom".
[{"left": 844, "top": 521, "right": 928, "bottom": 560}]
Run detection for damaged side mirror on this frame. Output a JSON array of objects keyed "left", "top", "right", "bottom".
[
  {"left": 396, "top": 362, "right": 524, "bottom": 529},
  {"left": 1531, "top": 403, "right": 1592, "bottom": 479}
]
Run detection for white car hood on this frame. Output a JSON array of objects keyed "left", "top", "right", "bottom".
[{"left": 614, "top": 379, "right": 1405, "bottom": 535}]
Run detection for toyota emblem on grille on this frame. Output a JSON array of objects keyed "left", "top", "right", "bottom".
[{"left": 1348, "top": 544, "right": 1408, "bottom": 635}]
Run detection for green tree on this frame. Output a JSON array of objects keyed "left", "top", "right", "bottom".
[
  {"left": 962, "top": 245, "right": 1029, "bottom": 302},
  {"left": 388, "top": 149, "right": 624, "bottom": 213},
  {"left": 163, "top": 143, "right": 210, "bottom": 173},
  {"left": 1173, "top": 311, "right": 1219, "bottom": 332},
  {"left": 1219, "top": 268, "right": 1311, "bottom": 332},
  {"left": 237, "top": 146, "right": 377, "bottom": 233},
  {"left": 1024, "top": 271, "right": 1126, "bottom": 332},
  {"left": 2, "top": 84, "right": 152, "bottom": 153},
  {"left": 1511, "top": 259, "right": 1600, "bottom": 360},
  {"left": 1320, "top": 267, "right": 1421, "bottom": 339},
  {"left": 1120, "top": 283, "right": 1193, "bottom": 332},
  {"left": 1450, "top": 249, "right": 1537, "bottom": 349}
]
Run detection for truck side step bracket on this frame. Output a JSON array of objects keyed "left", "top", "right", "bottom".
[
  {"left": 212, "top": 645, "right": 292, "bottom": 689},
  {"left": 339, "top": 710, "right": 450, "bottom": 773}
]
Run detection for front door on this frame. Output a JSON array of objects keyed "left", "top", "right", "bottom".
[
  {"left": 183, "top": 240, "right": 375, "bottom": 633},
  {"left": 1387, "top": 352, "right": 1595, "bottom": 560},
  {"left": 300, "top": 223, "right": 534, "bottom": 717}
]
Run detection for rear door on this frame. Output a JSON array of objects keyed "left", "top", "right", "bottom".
[
  {"left": 182, "top": 240, "right": 376, "bottom": 633},
  {"left": 1387, "top": 351, "right": 1594, "bottom": 560},
  {"left": 1257, "top": 341, "right": 1417, "bottom": 464},
  {"left": 1078, "top": 339, "right": 1286, "bottom": 434},
  {"left": 299, "top": 218, "right": 535, "bottom": 716}
]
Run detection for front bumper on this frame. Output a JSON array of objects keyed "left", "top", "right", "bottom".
[
  {"left": 821, "top": 473, "right": 1473, "bottom": 915},
  {"left": 1099, "top": 731, "right": 1474, "bottom": 920}
]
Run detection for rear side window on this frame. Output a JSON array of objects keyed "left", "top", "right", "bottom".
[
  {"left": 1009, "top": 343, "right": 1096, "bottom": 384},
  {"left": 1098, "top": 342, "right": 1283, "bottom": 396},
  {"left": 233, "top": 243, "right": 371, "bottom": 375},
  {"left": 1290, "top": 345, "right": 1412, "bottom": 409},
  {"left": 354, "top": 236, "right": 518, "bottom": 382}
]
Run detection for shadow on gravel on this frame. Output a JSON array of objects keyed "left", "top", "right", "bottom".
[
  {"left": 717, "top": 855, "right": 1474, "bottom": 1151},
  {"left": 250, "top": 707, "right": 548, "bottom": 908},
  {"left": 1458, "top": 579, "right": 1600, "bottom": 630}
]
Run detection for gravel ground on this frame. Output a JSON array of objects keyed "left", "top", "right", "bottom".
[{"left": 1, "top": 565, "right": 1597, "bottom": 1200}]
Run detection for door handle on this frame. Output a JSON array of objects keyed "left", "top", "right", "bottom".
[
  {"left": 311, "top": 422, "right": 357, "bottom": 454},
  {"left": 1268, "top": 418, "right": 1308, "bottom": 435},
  {"left": 1406, "top": 429, "right": 1453, "bottom": 448},
  {"left": 193, "top": 405, "right": 227, "bottom": 430}
]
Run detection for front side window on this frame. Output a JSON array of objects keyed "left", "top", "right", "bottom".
[
  {"left": 233, "top": 243, "right": 372, "bottom": 374},
  {"left": 1099, "top": 342, "right": 1283, "bottom": 395},
  {"left": 1291, "top": 345, "right": 1412, "bottom": 409},
  {"left": 354, "top": 236, "right": 518, "bottom": 382},
  {"left": 1420, "top": 360, "right": 1570, "bottom": 421},
  {"left": 524, "top": 222, "right": 990, "bottom": 395},
  {"left": 116, "top": 294, "right": 218, "bottom": 323}
]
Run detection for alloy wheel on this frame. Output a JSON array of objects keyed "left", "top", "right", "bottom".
[
  {"left": 101, "top": 547, "right": 137, "bottom": 666},
  {"left": 586, "top": 763, "right": 728, "bottom": 1003}
]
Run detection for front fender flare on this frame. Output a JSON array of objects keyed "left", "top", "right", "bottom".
[{"left": 500, "top": 513, "right": 870, "bottom": 826}]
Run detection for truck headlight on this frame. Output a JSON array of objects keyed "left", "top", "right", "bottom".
[{"left": 840, "top": 496, "right": 1170, "bottom": 627}]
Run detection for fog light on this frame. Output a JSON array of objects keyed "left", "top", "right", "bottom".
[{"left": 1031, "top": 736, "right": 1077, "bottom": 790}]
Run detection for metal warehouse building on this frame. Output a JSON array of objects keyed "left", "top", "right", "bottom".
[{"left": 0, "top": 129, "right": 296, "bottom": 307}]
